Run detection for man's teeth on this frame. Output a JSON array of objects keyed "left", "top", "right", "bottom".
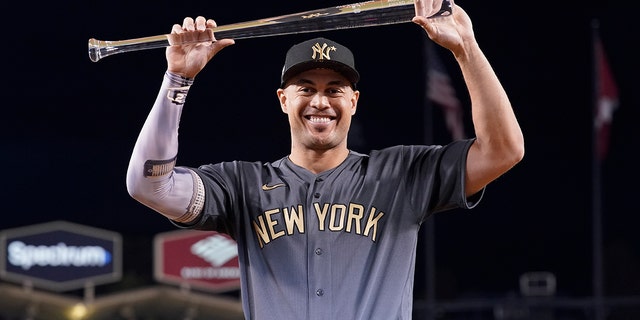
[{"left": 309, "top": 116, "right": 331, "bottom": 123}]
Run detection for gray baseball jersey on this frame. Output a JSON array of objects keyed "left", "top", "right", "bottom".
[{"left": 176, "top": 142, "right": 483, "bottom": 320}]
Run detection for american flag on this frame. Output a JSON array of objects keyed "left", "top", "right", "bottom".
[
  {"left": 426, "top": 42, "right": 464, "bottom": 140},
  {"left": 593, "top": 33, "right": 619, "bottom": 162}
]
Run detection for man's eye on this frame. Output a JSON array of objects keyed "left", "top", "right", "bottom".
[{"left": 298, "top": 87, "right": 316, "bottom": 96}]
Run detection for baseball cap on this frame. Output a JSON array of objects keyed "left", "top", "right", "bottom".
[{"left": 280, "top": 37, "right": 360, "bottom": 88}]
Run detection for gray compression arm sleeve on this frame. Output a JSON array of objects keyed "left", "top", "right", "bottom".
[{"left": 126, "top": 72, "right": 204, "bottom": 223}]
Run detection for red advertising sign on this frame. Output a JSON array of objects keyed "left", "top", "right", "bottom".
[{"left": 154, "top": 229, "right": 240, "bottom": 293}]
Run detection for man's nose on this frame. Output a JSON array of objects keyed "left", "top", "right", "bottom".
[{"left": 310, "top": 94, "right": 330, "bottom": 109}]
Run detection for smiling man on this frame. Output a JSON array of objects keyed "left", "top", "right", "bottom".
[
  {"left": 125, "top": 0, "right": 524, "bottom": 319},
  {"left": 277, "top": 38, "right": 360, "bottom": 173}
]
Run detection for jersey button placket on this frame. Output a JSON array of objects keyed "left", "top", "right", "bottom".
[
  {"left": 308, "top": 175, "right": 331, "bottom": 319},
  {"left": 314, "top": 176, "right": 323, "bottom": 198}
]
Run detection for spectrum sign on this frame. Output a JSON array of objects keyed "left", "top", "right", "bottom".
[
  {"left": 154, "top": 229, "right": 240, "bottom": 293},
  {"left": 0, "top": 220, "right": 122, "bottom": 292}
]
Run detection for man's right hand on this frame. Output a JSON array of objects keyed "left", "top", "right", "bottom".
[{"left": 166, "top": 16, "right": 235, "bottom": 79}]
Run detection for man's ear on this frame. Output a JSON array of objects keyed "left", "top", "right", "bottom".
[
  {"left": 351, "top": 90, "right": 360, "bottom": 115},
  {"left": 277, "top": 88, "right": 287, "bottom": 113}
]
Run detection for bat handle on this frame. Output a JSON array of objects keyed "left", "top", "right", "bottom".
[
  {"left": 88, "top": 35, "right": 171, "bottom": 62},
  {"left": 88, "top": 30, "right": 234, "bottom": 63},
  {"left": 88, "top": 29, "right": 236, "bottom": 62}
]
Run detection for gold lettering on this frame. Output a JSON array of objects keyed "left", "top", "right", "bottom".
[
  {"left": 252, "top": 216, "right": 270, "bottom": 248},
  {"left": 314, "top": 203, "right": 329, "bottom": 231},
  {"left": 329, "top": 204, "right": 347, "bottom": 231},
  {"left": 255, "top": 203, "right": 386, "bottom": 247},
  {"left": 265, "top": 208, "right": 285, "bottom": 241},
  {"left": 311, "top": 43, "right": 335, "bottom": 61},
  {"left": 363, "top": 207, "right": 384, "bottom": 242},
  {"left": 283, "top": 205, "right": 305, "bottom": 234},
  {"left": 346, "top": 203, "right": 364, "bottom": 234}
]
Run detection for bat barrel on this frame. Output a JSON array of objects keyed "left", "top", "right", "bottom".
[{"left": 214, "top": 1, "right": 416, "bottom": 39}]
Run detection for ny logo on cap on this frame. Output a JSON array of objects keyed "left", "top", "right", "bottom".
[{"left": 311, "top": 42, "right": 336, "bottom": 61}]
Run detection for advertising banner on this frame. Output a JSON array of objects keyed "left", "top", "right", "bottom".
[
  {"left": 0, "top": 220, "right": 122, "bottom": 292},
  {"left": 154, "top": 229, "right": 241, "bottom": 293}
]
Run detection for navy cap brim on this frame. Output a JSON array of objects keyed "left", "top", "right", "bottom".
[{"left": 281, "top": 61, "right": 360, "bottom": 88}]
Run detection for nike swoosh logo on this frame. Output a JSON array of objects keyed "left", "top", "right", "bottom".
[{"left": 262, "top": 183, "right": 286, "bottom": 191}]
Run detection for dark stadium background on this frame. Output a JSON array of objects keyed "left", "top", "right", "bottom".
[{"left": 3, "top": 0, "right": 638, "bottom": 315}]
